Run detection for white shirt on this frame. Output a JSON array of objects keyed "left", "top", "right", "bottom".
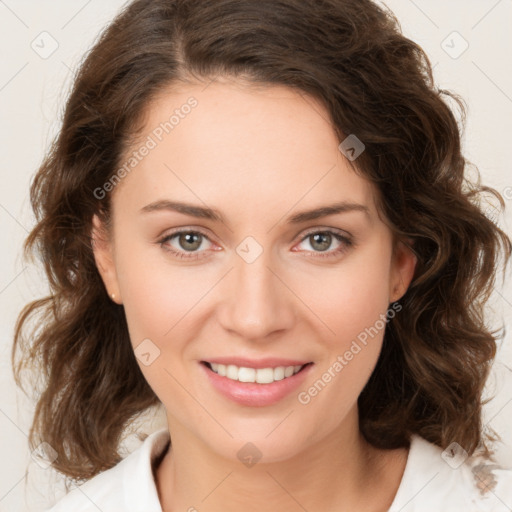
[{"left": 44, "top": 428, "right": 512, "bottom": 511}]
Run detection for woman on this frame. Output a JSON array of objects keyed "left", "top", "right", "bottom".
[{"left": 12, "top": 0, "right": 512, "bottom": 510}]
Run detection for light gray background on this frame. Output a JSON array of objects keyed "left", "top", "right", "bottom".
[{"left": 0, "top": 0, "right": 511, "bottom": 510}]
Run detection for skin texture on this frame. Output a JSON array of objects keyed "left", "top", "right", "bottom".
[{"left": 92, "top": 79, "right": 417, "bottom": 512}]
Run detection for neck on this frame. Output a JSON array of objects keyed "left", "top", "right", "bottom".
[{"left": 155, "top": 408, "right": 408, "bottom": 512}]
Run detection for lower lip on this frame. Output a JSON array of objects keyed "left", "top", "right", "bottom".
[{"left": 200, "top": 362, "right": 314, "bottom": 407}]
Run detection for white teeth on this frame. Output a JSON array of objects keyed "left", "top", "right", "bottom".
[
  {"left": 226, "top": 364, "right": 239, "bottom": 380},
  {"left": 238, "top": 367, "right": 256, "bottom": 382},
  {"left": 273, "top": 366, "right": 285, "bottom": 381},
  {"left": 256, "top": 368, "right": 274, "bottom": 384},
  {"left": 207, "top": 362, "right": 305, "bottom": 383}
]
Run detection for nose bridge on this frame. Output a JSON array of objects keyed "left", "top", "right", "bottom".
[{"left": 218, "top": 240, "right": 295, "bottom": 340}]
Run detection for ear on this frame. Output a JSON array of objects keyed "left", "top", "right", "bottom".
[
  {"left": 91, "top": 214, "right": 122, "bottom": 304},
  {"left": 389, "top": 238, "right": 417, "bottom": 303}
]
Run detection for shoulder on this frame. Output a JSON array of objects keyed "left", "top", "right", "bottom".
[
  {"left": 390, "top": 434, "right": 512, "bottom": 512},
  {"left": 43, "top": 428, "right": 170, "bottom": 512}
]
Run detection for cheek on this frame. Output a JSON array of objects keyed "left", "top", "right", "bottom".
[
  {"left": 296, "top": 242, "right": 393, "bottom": 351},
  {"left": 114, "top": 237, "right": 210, "bottom": 346},
  {"left": 114, "top": 246, "right": 211, "bottom": 406},
  {"left": 291, "top": 243, "right": 393, "bottom": 420}
]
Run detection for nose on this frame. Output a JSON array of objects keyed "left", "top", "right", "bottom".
[{"left": 216, "top": 248, "right": 296, "bottom": 341}]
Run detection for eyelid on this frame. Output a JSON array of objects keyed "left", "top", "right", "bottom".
[
  {"left": 158, "top": 226, "right": 217, "bottom": 249},
  {"left": 291, "top": 227, "right": 354, "bottom": 258},
  {"left": 157, "top": 226, "right": 351, "bottom": 244},
  {"left": 296, "top": 226, "right": 352, "bottom": 241},
  {"left": 157, "top": 225, "right": 354, "bottom": 260},
  {"left": 157, "top": 226, "right": 224, "bottom": 264}
]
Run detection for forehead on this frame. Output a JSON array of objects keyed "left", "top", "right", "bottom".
[{"left": 113, "top": 80, "right": 378, "bottom": 222}]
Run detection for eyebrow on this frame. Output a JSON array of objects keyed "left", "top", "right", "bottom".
[{"left": 140, "top": 199, "right": 370, "bottom": 224}]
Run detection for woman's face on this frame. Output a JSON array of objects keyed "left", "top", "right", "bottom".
[{"left": 93, "top": 80, "right": 416, "bottom": 463}]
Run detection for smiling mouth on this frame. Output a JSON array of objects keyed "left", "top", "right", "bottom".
[{"left": 201, "top": 361, "right": 313, "bottom": 384}]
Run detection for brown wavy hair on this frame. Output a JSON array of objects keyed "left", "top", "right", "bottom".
[{"left": 12, "top": 0, "right": 511, "bottom": 485}]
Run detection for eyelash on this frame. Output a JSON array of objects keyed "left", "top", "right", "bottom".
[{"left": 157, "top": 228, "right": 354, "bottom": 261}]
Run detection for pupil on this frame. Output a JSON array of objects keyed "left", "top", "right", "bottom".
[
  {"left": 311, "top": 233, "right": 331, "bottom": 251},
  {"left": 177, "top": 233, "right": 332, "bottom": 252},
  {"left": 180, "top": 233, "right": 201, "bottom": 251}
]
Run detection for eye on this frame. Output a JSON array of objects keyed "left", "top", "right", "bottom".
[
  {"left": 158, "top": 230, "right": 216, "bottom": 260},
  {"left": 158, "top": 228, "right": 354, "bottom": 261},
  {"left": 293, "top": 229, "right": 353, "bottom": 258}
]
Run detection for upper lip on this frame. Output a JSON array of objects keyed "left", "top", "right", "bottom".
[{"left": 202, "top": 357, "right": 312, "bottom": 369}]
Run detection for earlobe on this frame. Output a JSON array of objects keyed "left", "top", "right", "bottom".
[
  {"left": 390, "top": 239, "right": 417, "bottom": 303},
  {"left": 91, "top": 214, "right": 122, "bottom": 303}
]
